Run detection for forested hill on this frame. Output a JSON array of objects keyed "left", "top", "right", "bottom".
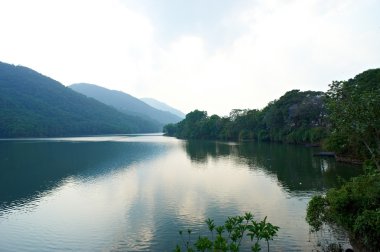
[
  {"left": 0, "top": 62, "right": 160, "bottom": 137},
  {"left": 69, "top": 83, "right": 182, "bottom": 125}
]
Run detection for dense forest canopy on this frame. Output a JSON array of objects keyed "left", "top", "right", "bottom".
[
  {"left": 306, "top": 69, "right": 380, "bottom": 250},
  {"left": 0, "top": 62, "right": 160, "bottom": 137},
  {"left": 165, "top": 89, "right": 327, "bottom": 144},
  {"left": 165, "top": 68, "right": 380, "bottom": 166},
  {"left": 325, "top": 69, "right": 380, "bottom": 169}
]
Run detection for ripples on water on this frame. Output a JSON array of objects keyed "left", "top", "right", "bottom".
[{"left": 0, "top": 135, "right": 361, "bottom": 251}]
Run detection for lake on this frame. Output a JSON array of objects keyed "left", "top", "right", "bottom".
[{"left": 0, "top": 135, "right": 361, "bottom": 251}]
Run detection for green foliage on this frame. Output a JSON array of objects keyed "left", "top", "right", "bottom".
[
  {"left": 306, "top": 170, "right": 380, "bottom": 251},
  {"left": 264, "top": 90, "right": 326, "bottom": 143},
  {"left": 0, "top": 62, "right": 160, "bottom": 137},
  {"left": 165, "top": 90, "right": 327, "bottom": 145},
  {"left": 325, "top": 69, "right": 380, "bottom": 169},
  {"left": 175, "top": 212, "right": 279, "bottom": 252},
  {"left": 171, "top": 110, "right": 211, "bottom": 139},
  {"left": 163, "top": 123, "right": 178, "bottom": 136},
  {"left": 165, "top": 68, "right": 379, "bottom": 168},
  {"left": 305, "top": 195, "right": 326, "bottom": 232},
  {"left": 353, "top": 209, "right": 380, "bottom": 249}
]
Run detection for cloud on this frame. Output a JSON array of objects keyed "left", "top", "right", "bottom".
[
  {"left": 1, "top": 0, "right": 379, "bottom": 116},
  {"left": 139, "top": 0, "right": 380, "bottom": 115},
  {"left": 0, "top": 0, "right": 154, "bottom": 88}
]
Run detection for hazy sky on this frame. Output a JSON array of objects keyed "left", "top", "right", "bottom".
[{"left": 1, "top": 0, "right": 379, "bottom": 116}]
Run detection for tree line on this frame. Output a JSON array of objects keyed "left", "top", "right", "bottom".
[
  {"left": 164, "top": 69, "right": 380, "bottom": 168},
  {"left": 165, "top": 90, "right": 326, "bottom": 144},
  {"left": 304, "top": 69, "right": 380, "bottom": 251},
  {"left": 166, "top": 68, "right": 380, "bottom": 250}
]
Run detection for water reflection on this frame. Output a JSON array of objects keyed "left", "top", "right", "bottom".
[
  {"left": 184, "top": 140, "right": 233, "bottom": 163},
  {"left": 184, "top": 140, "right": 362, "bottom": 193},
  {"left": 0, "top": 138, "right": 173, "bottom": 211},
  {"left": 0, "top": 136, "right": 362, "bottom": 251}
]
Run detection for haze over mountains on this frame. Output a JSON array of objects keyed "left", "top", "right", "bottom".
[
  {"left": 0, "top": 61, "right": 184, "bottom": 137},
  {"left": 140, "top": 98, "right": 185, "bottom": 119},
  {"left": 69, "top": 83, "right": 182, "bottom": 126}
]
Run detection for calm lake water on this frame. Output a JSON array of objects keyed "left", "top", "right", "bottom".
[{"left": 0, "top": 135, "right": 361, "bottom": 251}]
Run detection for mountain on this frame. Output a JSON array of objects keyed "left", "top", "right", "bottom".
[
  {"left": 0, "top": 62, "right": 161, "bottom": 137},
  {"left": 140, "top": 98, "right": 185, "bottom": 118},
  {"left": 69, "top": 83, "right": 182, "bottom": 125}
]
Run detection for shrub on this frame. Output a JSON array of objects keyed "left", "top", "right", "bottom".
[
  {"left": 306, "top": 169, "right": 380, "bottom": 251},
  {"left": 175, "top": 212, "right": 279, "bottom": 252}
]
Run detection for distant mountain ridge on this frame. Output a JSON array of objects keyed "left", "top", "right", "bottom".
[
  {"left": 140, "top": 97, "right": 185, "bottom": 118},
  {"left": 69, "top": 83, "right": 182, "bottom": 126},
  {"left": 0, "top": 61, "right": 160, "bottom": 137}
]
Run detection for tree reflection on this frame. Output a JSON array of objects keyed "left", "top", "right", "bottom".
[
  {"left": 183, "top": 140, "right": 362, "bottom": 192},
  {"left": 0, "top": 140, "right": 166, "bottom": 209},
  {"left": 184, "top": 140, "right": 232, "bottom": 163}
]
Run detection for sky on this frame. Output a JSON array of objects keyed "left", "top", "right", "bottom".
[{"left": 0, "top": 0, "right": 379, "bottom": 116}]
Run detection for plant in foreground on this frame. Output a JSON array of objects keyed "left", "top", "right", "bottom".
[
  {"left": 175, "top": 212, "right": 279, "bottom": 252},
  {"left": 306, "top": 168, "right": 380, "bottom": 251}
]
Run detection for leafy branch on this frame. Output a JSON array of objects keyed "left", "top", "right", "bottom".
[{"left": 175, "top": 212, "right": 279, "bottom": 252}]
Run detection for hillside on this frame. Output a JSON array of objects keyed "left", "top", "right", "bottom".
[
  {"left": 0, "top": 62, "right": 161, "bottom": 137},
  {"left": 69, "top": 83, "right": 182, "bottom": 125},
  {"left": 140, "top": 97, "right": 185, "bottom": 118}
]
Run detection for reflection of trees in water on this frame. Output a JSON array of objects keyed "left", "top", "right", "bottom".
[
  {"left": 183, "top": 140, "right": 362, "bottom": 192},
  {"left": 0, "top": 141, "right": 166, "bottom": 209},
  {"left": 184, "top": 140, "right": 232, "bottom": 163}
]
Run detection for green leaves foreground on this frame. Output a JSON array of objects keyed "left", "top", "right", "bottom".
[
  {"left": 306, "top": 169, "right": 380, "bottom": 251},
  {"left": 175, "top": 212, "right": 279, "bottom": 252}
]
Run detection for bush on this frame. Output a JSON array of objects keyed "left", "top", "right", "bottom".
[
  {"left": 306, "top": 169, "right": 380, "bottom": 251},
  {"left": 175, "top": 212, "right": 279, "bottom": 252}
]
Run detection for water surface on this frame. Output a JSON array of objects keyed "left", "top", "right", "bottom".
[{"left": 0, "top": 135, "right": 361, "bottom": 251}]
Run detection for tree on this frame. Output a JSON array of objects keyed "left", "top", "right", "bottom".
[
  {"left": 306, "top": 171, "right": 380, "bottom": 251},
  {"left": 263, "top": 90, "right": 327, "bottom": 143},
  {"left": 163, "top": 90, "right": 328, "bottom": 144},
  {"left": 172, "top": 110, "right": 209, "bottom": 139},
  {"left": 163, "top": 123, "right": 178, "bottom": 136},
  {"left": 325, "top": 69, "right": 380, "bottom": 170}
]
